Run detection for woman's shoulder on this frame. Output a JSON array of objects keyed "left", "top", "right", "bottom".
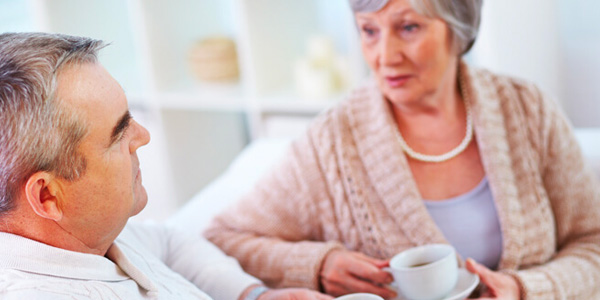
[
  {"left": 467, "top": 64, "right": 568, "bottom": 159},
  {"left": 468, "top": 64, "right": 559, "bottom": 121},
  {"left": 469, "top": 65, "right": 545, "bottom": 100},
  {"left": 315, "top": 79, "right": 381, "bottom": 122},
  {"left": 297, "top": 80, "right": 381, "bottom": 153},
  {"left": 310, "top": 79, "right": 380, "bottom": 129}
]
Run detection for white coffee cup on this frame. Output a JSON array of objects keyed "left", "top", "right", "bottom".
[
  {"left": 387, "top": 244, "right": 458, "bottom": 300},
  {"left": 335, "top": 293, "right": 384, "bottom": 300}
]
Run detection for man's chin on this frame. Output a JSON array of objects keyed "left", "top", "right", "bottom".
[{"left": 131, "top": 188, "right": 148, "bottom": 216}]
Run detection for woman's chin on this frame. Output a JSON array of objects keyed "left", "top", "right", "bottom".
[{"left": 383, "top": 90, "right": 418, "bottom": 106}]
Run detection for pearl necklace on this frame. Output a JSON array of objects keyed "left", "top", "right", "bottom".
[{"left": 395, "top": 73, "right": 473, "bottom": 163}]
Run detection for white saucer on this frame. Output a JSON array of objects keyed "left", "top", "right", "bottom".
[{"left": 392, "top": 268, "right": 480, "bottom": 300}]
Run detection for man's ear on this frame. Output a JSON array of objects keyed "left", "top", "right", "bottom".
[{"left": 24, "top": 172, "right": 63, "bottom": 221}]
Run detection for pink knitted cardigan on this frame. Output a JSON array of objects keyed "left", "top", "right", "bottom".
[{"left": 205, "top": 63, "right": 600, "bottom": 299}]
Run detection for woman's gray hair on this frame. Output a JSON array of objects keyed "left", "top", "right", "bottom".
[
  {"left": 349, "top": 0, "right": 483, "bottom": 54},
  {"left": 348, "top": 0, "right": 389, "bottom": 13},
  {"left": 0, "top": 32, "right": 105, "bottom": 215}
]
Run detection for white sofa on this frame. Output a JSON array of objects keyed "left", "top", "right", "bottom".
[
  {"left": 166, "top": 138, "right": 292, "bottom": 231},
  {"left": 166, "top": 129, "right": 600, "bottom": 232}
]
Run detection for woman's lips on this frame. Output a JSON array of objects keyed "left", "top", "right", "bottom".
[{"left": 385, "top": 75, "right": 412, "bottom": 87}]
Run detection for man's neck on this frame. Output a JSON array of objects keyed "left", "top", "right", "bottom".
[{"left": 1, "top": 210, "right": 112, "bottom": 256}]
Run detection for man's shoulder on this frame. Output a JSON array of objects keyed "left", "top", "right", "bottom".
[
  {"left": 116, "top": 221, "right": 171, "bottom": 258},
  {"left": 0, "top": 269, "right": 90, "bottom": 300}
]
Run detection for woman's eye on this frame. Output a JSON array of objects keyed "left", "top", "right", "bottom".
[
  {"left": 403, "top": 23, "right": 420, "bottom": 33},
  {"left": 362, "top": 26, "right": 378, "bottom": 37}
]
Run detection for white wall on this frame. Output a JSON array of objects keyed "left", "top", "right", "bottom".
[
  {"left": 557, "top": 0, "right": 600, "bottom": 127},
  {"left": 469, "top": 0, "right": 562, "bottom": 101},
  {"left": 469, "top": 0, "right": 600, "bottom": 127}
]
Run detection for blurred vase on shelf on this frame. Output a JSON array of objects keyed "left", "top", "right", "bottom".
[
  {"left": 188, "top": 37, "right": 240, "bottom": 82},
  {"left": 294, "top": 35, "right": 350, "bottom": 100}
]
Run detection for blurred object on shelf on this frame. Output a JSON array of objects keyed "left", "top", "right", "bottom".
[
  {"left": 294, "top": 35, "right": 350, "bottom": 100},
  {"left": 189, "top": 36, "right": 239, "bottom": 82}
]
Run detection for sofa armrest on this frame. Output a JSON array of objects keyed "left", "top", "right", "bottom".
[
  {"left": 166, "top": 138, "right": 292, "bottom": 233},
  {"left": 574, "top": 128, "right": 600, "bottom": 178}
]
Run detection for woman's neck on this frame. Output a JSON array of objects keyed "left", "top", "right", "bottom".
[{"left": 391, "top": 62, "right": 465, "bottom": 140}]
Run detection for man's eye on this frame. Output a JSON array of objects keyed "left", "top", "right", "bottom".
[{"left": 115, "top": 128, "right": 129, "bottom": 143}]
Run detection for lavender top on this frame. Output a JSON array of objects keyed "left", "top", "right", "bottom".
[{"left": 424, "top": 177, "right": 503, "bottom": 269}]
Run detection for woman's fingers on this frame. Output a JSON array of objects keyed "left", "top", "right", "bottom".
[
  {"left": 326, "top": 275, "right": 397, "bottom": 298},
  {"left": 346, "top": 254, "right": 393, "bottom": 285},
  {"left": 466, "top": 258, "right": 494, "bottom": 286},
  {"left": 261, "top": 288, "right": 334, "bottom": 300},
  {"left": 355, "top": 252, "right": 391, "bottom": 269},
  {"left": 316, "top": 293, "right": 335, "bottom": 300},
  {"left": 320, "top": 250, "right": 396, "bottom": 298},
  {"left": 466, "top": 258, "right": 521, "bottom": 299}
]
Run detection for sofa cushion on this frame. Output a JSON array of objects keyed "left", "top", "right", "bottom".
[{"left": 167, "top": 129, "right": 600, "bottom": 232}]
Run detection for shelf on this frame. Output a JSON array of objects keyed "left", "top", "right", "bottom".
[
  {"left": 139, "top": 0, "right": 239, "bottom": 92},
  {"left": 258, "top": 90, "right": 345, "bottom": 115},
  {"left": 126, "top": 82, "right": 244, "bottom": 113},
  {"left": 240, "top": 0, "right": 361, "bottom": 96},
  {"left": 3, "top": 0, "right": 368, "bottom": 210},
  {"left": 157, "top": 83, "right": 245, "bottom": 112}
]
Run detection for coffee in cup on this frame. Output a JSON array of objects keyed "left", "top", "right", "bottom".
[{"left": 387, "top": 244, "right": 458, "bottom": 300}]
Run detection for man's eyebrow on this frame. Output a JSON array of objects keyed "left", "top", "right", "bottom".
[{"left": 109, "top": 110, "right": 132, "bottom": 145}]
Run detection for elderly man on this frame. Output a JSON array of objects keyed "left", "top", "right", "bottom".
[{"left": 0, "top": 32, "right": 332, "bottom": 300}]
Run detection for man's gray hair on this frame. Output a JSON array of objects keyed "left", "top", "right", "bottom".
[
  {"left": 349, "top": 0, "right": 483, "bottom": 54},
  {"left": 0, "top": 32, "right": 105, "bottom": 214}
]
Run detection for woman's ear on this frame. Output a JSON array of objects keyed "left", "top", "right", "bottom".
[{"left": 24, "top": 172, "right": 63, "bottom": 221}]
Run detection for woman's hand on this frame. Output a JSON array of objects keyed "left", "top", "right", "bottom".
[
  {"left": 466, "top": 258, "right": 521, "bottom": 300},
  {"left": 259, "top": 288, "right": 334, "bottom": 300},
  {"left": 319, "top": 250, "right": 396, "bottom": 298}
]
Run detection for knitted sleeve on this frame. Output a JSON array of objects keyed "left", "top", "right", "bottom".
[
  {"left": 203, "top": 121, "right": 345, "bottom": 290},
  {"left": 507, "top": 88, "right": 600, "bottom": 299}
]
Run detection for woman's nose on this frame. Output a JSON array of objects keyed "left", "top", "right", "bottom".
[{"left": 379, "top": 32, "right": 404, "bottom": 66}]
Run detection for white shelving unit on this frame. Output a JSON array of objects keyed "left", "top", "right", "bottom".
[
  {"left": 14, "top": 0, "right": 367, "bottom": 219},
  {"left": 235, "top": 0, "right": 366, "bottom": 138},
  {"left": 4, "top": 0, "right": 600, "bottom": 220}
]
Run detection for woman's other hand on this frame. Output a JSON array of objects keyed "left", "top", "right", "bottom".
[
  {"left": 466, "top": 258, "right": 521, "bottom": 300},
  {"left": 259, "top": 288, "right": 334, "bottom": 300},
  {"left": 320, "top": 250, "right": 396, "bottom": 298}
]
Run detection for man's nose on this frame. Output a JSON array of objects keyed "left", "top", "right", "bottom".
[{"left": 130, "top": 120, "right": 151, "bottom": 153}]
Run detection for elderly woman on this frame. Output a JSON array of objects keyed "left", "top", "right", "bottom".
[{"left": 205, "top": 0, "right": 600, "bottom": 299}]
